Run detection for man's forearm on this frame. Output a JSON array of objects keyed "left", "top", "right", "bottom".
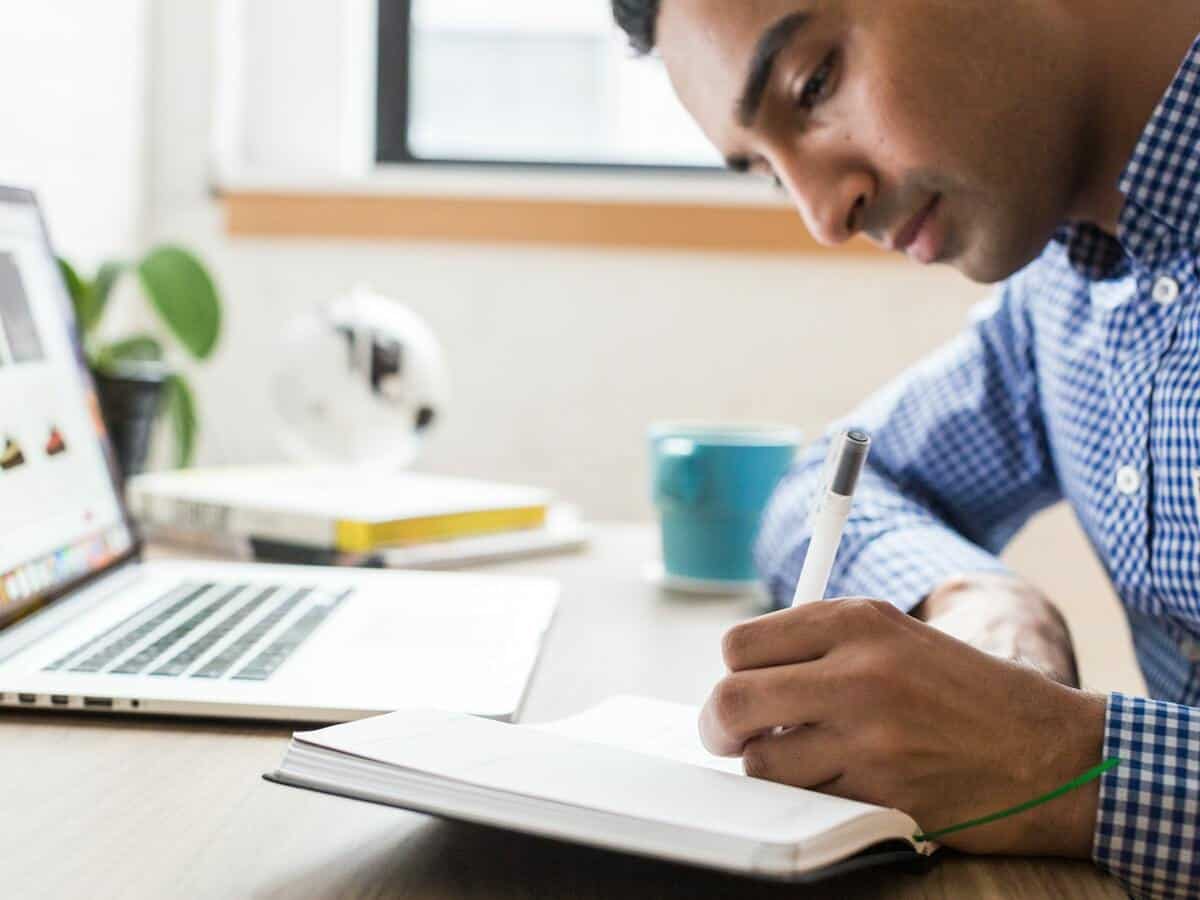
[{"left": 915, "top": 573, "right": 1080, "bottom": 687}]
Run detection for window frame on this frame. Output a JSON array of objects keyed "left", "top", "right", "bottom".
[{"left": 374, "top": 0, "right": 722, "bottom": 174}]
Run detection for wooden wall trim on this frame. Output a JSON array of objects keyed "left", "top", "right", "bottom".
[{"left": 220, "top": 191, "right": 883, "bottom": 256}]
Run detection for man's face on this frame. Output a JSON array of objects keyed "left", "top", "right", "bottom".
[{"left": 656, "top": 0, "right": 1090, "bottom": 283}]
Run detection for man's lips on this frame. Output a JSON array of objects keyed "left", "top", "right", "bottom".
[{"left": 889, "top": 194, "right": 941, "bottom": 255}]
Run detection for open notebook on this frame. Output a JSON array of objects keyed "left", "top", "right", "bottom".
[{"left": 265, "top": 696, "right": 938, "bottom": 882}]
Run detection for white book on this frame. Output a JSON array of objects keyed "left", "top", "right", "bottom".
[
  {"left": 138, "top": 503, "right": 590, "bottom": 569},
  {"left": 265, "top": 696, "right": 936, "bottom": 882},
  {"left": 127, "top": 464, "right": 551, "bottom": 553}
]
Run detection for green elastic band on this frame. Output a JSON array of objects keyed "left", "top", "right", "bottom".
[{"left": 913, "top": 757, "right": 1121, "bottom": 843}]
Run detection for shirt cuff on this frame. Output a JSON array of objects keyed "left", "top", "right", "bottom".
[
  {"left": 1094, "top": 692, "right": 1200, "bottom": 899},
  {"left": 764, "top": 524, "right": 1010, "bottom": 612}
]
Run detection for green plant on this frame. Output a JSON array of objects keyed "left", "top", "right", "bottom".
[{"left": 58, "top": 245, "right": 222, "bottom": 467}]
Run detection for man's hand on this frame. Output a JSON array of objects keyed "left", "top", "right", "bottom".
[{"left": 699, "top": 599, "right": 1106, "bottom": 857}]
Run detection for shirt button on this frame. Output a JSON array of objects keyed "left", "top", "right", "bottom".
[
  {"left": 1116, "top": 465, "right": 1141, "bottom": 495},
  {"left": 1152, "top": 276, "right": 1180, "bottom": 305}
]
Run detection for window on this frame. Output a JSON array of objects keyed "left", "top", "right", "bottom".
[{"left": 376, "top": 0, "right": 722, "bottom": 170}]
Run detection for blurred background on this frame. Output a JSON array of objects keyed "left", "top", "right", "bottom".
[{"left": 1, "top": 0, "right": 1138, "bottom": 688}]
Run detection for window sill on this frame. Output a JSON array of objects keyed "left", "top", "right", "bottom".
[{"left": 217, "top": 166, "right": 883, "bottom": 256}]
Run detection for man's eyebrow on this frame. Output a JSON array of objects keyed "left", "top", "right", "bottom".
[{"left": 736, "top": 11, "right": 813, "bottom": 128}]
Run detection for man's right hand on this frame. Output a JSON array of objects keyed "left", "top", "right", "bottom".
[{"left": 698, "top": 598, "right": 1105, "bottom": 857}]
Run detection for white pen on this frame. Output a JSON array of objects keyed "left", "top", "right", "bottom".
[{"left": 790, "top": 430, "right": 871, "bottom": 607}]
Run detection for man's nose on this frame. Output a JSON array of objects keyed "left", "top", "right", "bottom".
[{"left": 780, "top": 168, "right": 873, "bottom": 247}]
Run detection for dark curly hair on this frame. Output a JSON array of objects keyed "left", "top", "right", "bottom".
[{"left": 612, "top": 0, "right": 661, "bottom": 55}]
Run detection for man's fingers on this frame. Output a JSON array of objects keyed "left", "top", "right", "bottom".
[
  {"left": 741, "top": 725, "right": 844, "bottom": 789},
  {"left": 698, "top": 661, "right": 837, "bottom": 756},
  {"left": 720, "top": 606, "right": 838, "bottom": 673},
  {"left": 721, "top": 598, "right": 904, "bottom": 672}
]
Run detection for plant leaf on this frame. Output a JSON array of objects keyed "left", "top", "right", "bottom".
[
  {"left": 91, "top": 260, "right": 126, "bottom": 327},
  {"left": 57, "top": 257, "right": 86, "bottom": 305},
  {"left": 93, "top": 334, "right": 166, "bottom": 371},
  {"left": 137, "top": 245, "right": 221, "bottom": 360},
  {"left": 163, "top": 373, "right": 198, "bottom": 468},
  {"left": 58, "top": 257, "right": 99, "bottom": 332}
]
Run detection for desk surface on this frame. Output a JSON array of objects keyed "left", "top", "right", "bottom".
[{"left": 1, "top": 523, "right": 1123, "bottom": 899}]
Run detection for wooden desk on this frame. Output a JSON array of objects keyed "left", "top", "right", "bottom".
[{"left": 1, "top": 524, "right": 1123, "bottom": 899}]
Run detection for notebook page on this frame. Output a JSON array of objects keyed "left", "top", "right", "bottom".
[
  {"left": 530, "top": 695, "right": 744, "bottom": 775},
  {"left": 296, "top": 706, "right": 882, "bottom": 846}
]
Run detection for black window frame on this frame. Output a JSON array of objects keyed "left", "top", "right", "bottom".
[{"left": 374, "top": 0, "right": 722, "bottom": 174}]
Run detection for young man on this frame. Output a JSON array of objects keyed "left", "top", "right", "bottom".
[{"left": 612, "top": 1, "right": 1200, "bottom": 895}]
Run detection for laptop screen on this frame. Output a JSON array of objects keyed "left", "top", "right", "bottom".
[{"left": 0, "top": 188, "right": 136, "bottom": 627}]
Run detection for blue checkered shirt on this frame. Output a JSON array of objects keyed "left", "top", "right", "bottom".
[{"left": 755, "top": 37, "right": 1200, "bottom": 899}]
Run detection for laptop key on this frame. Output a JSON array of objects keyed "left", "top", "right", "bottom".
[
  {"left": 149, "top": 585, "right": 280, "bottom": 677},
  {"left": 232, "top": 591, "right": 349, "bottom": 681},
  {"left": 191, "top": 587, "right": 312, "bottom": 679},
  {"left": 68, "top": 583, "right": 214, "bottom": 674},
  {"left": 110, "top": 584, "right": 246, "bottom": 675},
  {"left": 44, "top": 581, "right": 202, "bottom": 672}
]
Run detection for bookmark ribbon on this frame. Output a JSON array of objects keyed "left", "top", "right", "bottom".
[{"left": 912, "top": 757, "right": 1121, "bottom": 843}]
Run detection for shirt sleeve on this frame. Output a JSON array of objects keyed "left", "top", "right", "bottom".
[
  {"left": 1094, "top": 692, "right": 1200, "bottom": 898},
  {"left": 754, "top": 270, "right": 1062, "bottom": 611}
]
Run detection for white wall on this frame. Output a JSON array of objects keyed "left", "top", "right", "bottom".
[
  {"left": 143, "top": 2, "right": 1138, "bottom": 691},
  {"left": 0, "top": 1, "right": 149, "bottom": 268},
  {"left": 175, "top": 232, "right": 990, "bottom": 516}
]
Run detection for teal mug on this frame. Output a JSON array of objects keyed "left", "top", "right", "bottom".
[{"left": 649, "top": 423, "right": 802, "bottom": 584}]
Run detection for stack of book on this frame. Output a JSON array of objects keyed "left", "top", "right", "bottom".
[{"left": 127, "top": 464, "right": 588, "bottom": 568}]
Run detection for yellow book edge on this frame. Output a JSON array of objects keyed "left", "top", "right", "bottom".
[{"left": 334, "top": 506, "right": 548, "bottom": 553}]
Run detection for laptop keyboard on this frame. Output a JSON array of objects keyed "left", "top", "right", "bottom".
[
  {"left": 43, "top": 581, "right": 351, "bottom": 681},
  {"left": 193, "top": 586, "right": 307, "bottom": 680},
  {"left": 152, "top": 584, "right": 280, "bottom": 678}
]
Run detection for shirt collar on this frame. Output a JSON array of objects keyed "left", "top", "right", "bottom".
[{"left": 1055, "top": 33, "right": 1200, "bottom": 280}]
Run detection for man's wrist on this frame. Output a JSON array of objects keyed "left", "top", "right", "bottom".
[
  {"left": 941, "top": 677, "right": 1108, "bottom": 858},
  {"left": 1022, "top": 687, "right": 1107, "bottom": 858}
]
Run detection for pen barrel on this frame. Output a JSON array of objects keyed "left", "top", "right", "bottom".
[{"left": 790, "top": 493, "right": 852, "bottom": 606}]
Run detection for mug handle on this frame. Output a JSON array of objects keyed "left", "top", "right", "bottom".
[{"left": 655, "top": 438, "right": 701, "bottom": 504}]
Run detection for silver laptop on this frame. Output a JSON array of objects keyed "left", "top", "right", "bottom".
[{"left": 0, "top": 186, "right": 558, "bottom": 723}]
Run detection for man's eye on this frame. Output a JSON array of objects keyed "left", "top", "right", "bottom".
[{"left": 795, "top": 51, "right": 838, "bottom": 111}]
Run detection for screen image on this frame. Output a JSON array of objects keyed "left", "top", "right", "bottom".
[
  {"left": 0, "top": 194, "right": 132, "bottom": 626},
  {"left": 0, "top": 250, "right": 45, "bottom": 364}
]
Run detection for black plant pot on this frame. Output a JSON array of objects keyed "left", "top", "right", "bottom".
[{"left": 93, "top": 362, "right": 169, "bottom": 484}]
